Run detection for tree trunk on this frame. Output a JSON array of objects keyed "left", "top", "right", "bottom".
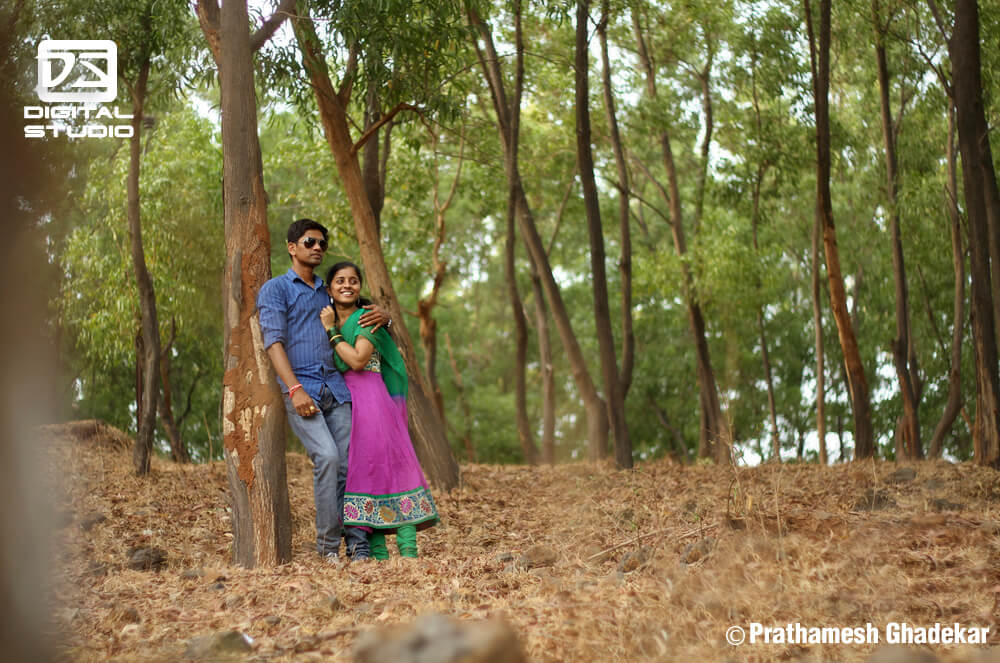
[
  {"left": 506, "top": 191, "right": 538, "bottom": 465},
  {"left": 416, "top": 130, "right": 461, "bottom": 422},
  {"left": 597, "top": 0, "right": 634, "bottom": 398},
  {"left": 873, "top": 5, "right": 921, "bottom": 459},
  {"left": 928, "top": 104, "right": 966, "bottom": 458},
  {"left": 805, "top": 0, "right": 874, "bottom": 459},
  {"left": 293, "top": 10, "right": 460, "bottom": 489},
  {"left": 632, "top": 11, "right": 729, "bottom": 463},
  {"left": 950, "top": 0, "right": 1000, "bottom": 467},
  {"left": 361, "top": 89, "right": 386, "bottom": 237},
  {"left": 128, "top": 50, "right": 161, "bottom": 476},
  {"left": 812, "top": 208, "right": 828, "bottom": 465},
  {"left": 198, "top": 0, "right": 293, "bottom": 567},
  {"left": 444, "top": 332, "right": 476, "bottom": 462},
  {"left": 158, "top": 330, "right": 190, "bottom": 463},
  {"left": 469, "top": 5, "right": 609, "bottom": 459},
  {"left": 576, "top": 0, "right": 631, "bottom": 469},
  {"left": 528, "top": 258, "right": 556, "bottom": 464}
]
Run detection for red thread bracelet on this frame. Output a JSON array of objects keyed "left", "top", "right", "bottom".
[{"left": 288, "top": 383, "right": 303, "bottom": 397}]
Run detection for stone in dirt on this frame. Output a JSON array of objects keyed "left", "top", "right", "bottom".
[
  {"left": 865, "top": 644, "right": 938, "bottom": 663},
  {"left": 618, "top": 547, "right": 651, "bottom": 573},
  {"left": 354, "top": 613, "right": 527, "bottom": 663},
  {"left": 853, "top": 488, "right": 896, "bottom": 511},
  {"left": 680, "top": 538, "right": 715, "bottom": 565},
  {"left": 523, "top": 545, "right": 557, "bottom": 568},
  {"left": 886, "top": 467, "right": 917, "bottom": 484},
  {"left": 184, "top": 631, "right": 253, "bottom": 660},
  {"left": 127, "top": 546, "right": 167, "bottom": 571},
  {"left": 79, "top": 513, "right": 107, "bottom": 531}
]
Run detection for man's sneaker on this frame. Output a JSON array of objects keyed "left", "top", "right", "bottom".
[{"left": 323, "top": 552, "right": 342, "bottom": 566}]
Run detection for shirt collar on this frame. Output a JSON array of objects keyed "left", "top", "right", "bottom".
[{"left": 285, "top": 267, "right": 325, "bottom": 291}]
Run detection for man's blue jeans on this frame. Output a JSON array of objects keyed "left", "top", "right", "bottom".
[{"left": 284, "top": 386, "right": 369, "bottom": 558}]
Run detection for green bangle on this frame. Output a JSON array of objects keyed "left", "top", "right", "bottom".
[{"left": 326, "top": 327, "right": 339, "bottom": 339}]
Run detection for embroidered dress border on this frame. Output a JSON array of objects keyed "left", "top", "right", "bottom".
[{"left": 343, "top": 487, "right": 439, "bottom": 529}]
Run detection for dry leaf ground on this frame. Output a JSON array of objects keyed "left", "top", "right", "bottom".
[{"left": 42, "top": 423, "right": 1000, "bottom": 662}]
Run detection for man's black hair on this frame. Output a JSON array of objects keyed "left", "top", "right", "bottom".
[{"left": 286, "top": 218, "right": 328, "bottom": 244}]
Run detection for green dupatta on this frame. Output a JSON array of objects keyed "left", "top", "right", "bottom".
[{"left": 333, "top": 308, "right": 408, "bottom": 397}]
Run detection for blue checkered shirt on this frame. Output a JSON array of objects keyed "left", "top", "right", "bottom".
[{"left": 256, "top": 268, "right": 351, "bottom": 404}]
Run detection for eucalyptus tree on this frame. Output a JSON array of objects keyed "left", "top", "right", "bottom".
[
  {"left": 34, "top": 0, "right": 198, "bottom": 471},
  {"left": 59, "top": 108, "right": 224, "bottom": 461},
  {"left": 804, "top": 0, "right": 876, "bottom": 458},
  {"left": 468, "top": 0, "right": 615, "bottom": 463},
  {"left": 934, "top": 0, "right": 1000, "bottom": 466},
  {"left": 286, "top": 0, "right": 462, "bottom": 489},
  {"left": 628, "top": 0, "right": 732, "bottom": 462},
  {"left": 576, "top": 0, "right": 633, "bottom": 468},
  {"left": 196, "top": 0, "right": 297, "bottom": 567},
  {"left": 869, "top": 0, "right": 924, "bottom": 458}
]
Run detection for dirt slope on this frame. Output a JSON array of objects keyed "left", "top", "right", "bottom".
[{"left": 43, "top": 423, "right": 1000, "bottom": 662}]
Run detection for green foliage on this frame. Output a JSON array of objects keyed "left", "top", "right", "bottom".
[
  {"left": 31, "top": 0, "right": 1000, "bottom": 465},
  {"left": 58, "top": 104, "right": 224, "bottom": 456}
]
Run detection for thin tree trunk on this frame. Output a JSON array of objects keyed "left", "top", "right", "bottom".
[
  {"left": 928, "top": 104, "right": 966, "bottom": 458},
  {"left": 444, "top": 332, "right": 476, "bottom": 462},
  {"left": 416, "top": 129, "right": 464, "bottom": 422},
  {"left": 631, "top": 10, "right": 729, "bottom": 463},
  {"left": 597, "top": 0, "right": 634, "bottom": 397},
  {"left": 950, "top": 0, "right": 1000, "bottom": 467},
  {"left": 293, "top": 8, "right": 460, "bottom": 488},
  {"left": 506, "top": 191, "right": 537, "bottom": 465},
  {"left": 812, "top": 208, "right": 828, "bottom": 465},
  {"left": 753, "top": 185, "right": 780, "bottom": 461},
  {"left": 128, "top": 47, "right": 161, "bottom": 476},
  {"left": 528, "top": 257, "right": 556, "bottom": 464},
  {"left": 198, "top": 0, "right": 294, "bottom": 567},
  {"left": 805, "top": 0, "right": 874, "bottom": 459},
  {"left": 873, "top": 3, "right": 921, "bottom": 459},
  {"left": 746, "top": 41, "right": 780, "bottom": 462},
  {"left": 576, "top": 0, "right": 631, "bottom": 468},
  {"left": 469, "top": 5, "right": 609, "bottom": 459},
  {"left": 158, "top": 321, "right": 190, "bottom": 463}
]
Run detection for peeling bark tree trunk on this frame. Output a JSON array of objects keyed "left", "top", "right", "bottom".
[
  {"left": 805, "top": 0, "right": 874, "bottom": 459},
  {"left": 293, "top": 10, "right": 460, "bottom": 489},
  {"left": 198, "top": 0, "right": 293, "bottom": 567},
  {"left": 576, "top": 0, "right": 631, "bottom": 469},
  {"left": 873, "top": 3, "right": 922, "bottom": 459},
  {"left": 127, "top": 46, "right": 161, "bottom": 476},
  {"left": 950, "top": 0, "right": 1000, "bottom": 467}
]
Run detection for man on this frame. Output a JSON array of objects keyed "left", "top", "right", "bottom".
[{"left": 256, "top": 218, "right": 390, "bottom": 563}]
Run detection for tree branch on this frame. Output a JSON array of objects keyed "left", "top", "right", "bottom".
[
  {"left": 250, "top": 0, "right": 297, "bottom": 52},
  {"left": 351, "top": 103, "right": 421, "bottom": 155}
]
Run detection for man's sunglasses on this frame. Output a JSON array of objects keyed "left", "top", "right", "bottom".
[{"left": 298, "top": 236, "right": 328, "bottom": 251}]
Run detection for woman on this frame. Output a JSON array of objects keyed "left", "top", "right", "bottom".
[{"left": 320, "top": 261, "right": 438, "bottom": 559}]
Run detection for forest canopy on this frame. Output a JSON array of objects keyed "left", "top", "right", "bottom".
[{"left": 9, "top": 0, "right": 1000, "bottom": 469}]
